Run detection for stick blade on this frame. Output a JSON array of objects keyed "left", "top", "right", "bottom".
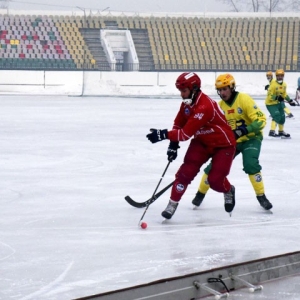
[
  {"left": 124, "top": 181, "right": 174, "bottom": 209},
  {"left": 124, "top": 196, "right": 147, "bottom": 208}
]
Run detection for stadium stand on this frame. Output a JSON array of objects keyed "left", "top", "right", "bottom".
[{"left": 0, "top": 14, "right": 299, "bottom": 71}]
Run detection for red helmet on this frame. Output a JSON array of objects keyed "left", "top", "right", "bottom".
[{"left": 175, "top": 72, "right": 201, "bottom": 91}]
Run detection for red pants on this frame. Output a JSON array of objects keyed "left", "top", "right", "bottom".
[{"left": 170, "top": 139, "right": 235, "bottom": 202}]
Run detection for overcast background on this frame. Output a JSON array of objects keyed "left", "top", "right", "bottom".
[{"left": 1, "top": 0, "right": 228, "bottom": 13}]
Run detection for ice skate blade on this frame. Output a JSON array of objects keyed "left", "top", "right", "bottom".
[
  {"left": 162, "top": 218, "right": 168, "bottom": 224},
  {"left": 193, "top": 205, "right": 200, "bottom": 210},
  {"left": 280, "top": 136, "right": 291, "bottom": 139}
]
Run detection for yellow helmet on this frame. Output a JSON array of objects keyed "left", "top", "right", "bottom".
[
  {"left": 266, "top": 71, "right": 273, "bottom": 77},
  {"left": 215, "top": 73, "right": 236, "bottom": 89},
  {"left": 275, "top": 69, "right": 285, "bottom": 76}
]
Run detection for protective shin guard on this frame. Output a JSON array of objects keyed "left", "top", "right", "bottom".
[
  {"left": 271, "top": 120, "right": 277, "bottom": 131},
  {"left": 198, "top": 173, "right": 210, "bottom": 194},
  {"left": 248, "top": 173, "right": 265, "bottom": 195},
  {"left": 170, "top": 180, "right": 188, "bottom": 202}
]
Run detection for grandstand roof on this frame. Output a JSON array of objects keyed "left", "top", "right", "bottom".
[{"left": 0, "top": 9, "right": 300, "bottom": 18}]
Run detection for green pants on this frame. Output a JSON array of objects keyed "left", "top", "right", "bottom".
[
  {"left": 266, "top": 102, "right": 285, "bottom": 125},
  {"left": 204, "top": 138, "right": 262, "bottom": 175}
]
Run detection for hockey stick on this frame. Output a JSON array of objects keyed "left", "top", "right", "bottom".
[
  {"left": 138, "top": 161, "right": 171, "bottom": 225},
  {"left": 125, "top": 180, "right": 174, "bottom": 208}
]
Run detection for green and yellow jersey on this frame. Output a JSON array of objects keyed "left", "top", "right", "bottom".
[
  {"left": 265, "top": 80, "right": 291, "bottom": 105},
  {"left": 219, "top": 92, "right": 266, "bottom": 143}
]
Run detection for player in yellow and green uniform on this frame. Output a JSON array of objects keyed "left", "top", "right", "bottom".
[
  {"left": 265, "top": 69, "right": 296, "bottom": 138},
  {"left": 192, "top": 73, "right": 273, "bottom": 210},
  {"left": 265, "top": 71, "right": 294, "bottom": 119}
]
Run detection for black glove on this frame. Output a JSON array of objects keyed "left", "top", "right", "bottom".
[
  {"left": 289, "top": 101, "right": 296, "bottom": 106},
  {"left": 264, "top": 84, "right": 269, "bottom": 90},
  {"left": 146, "top": 128, "right": 168, "bottom": 143},
  {"left": 233, "top": 120, "right": 248, "bottom": 140},
  {"left": 167, "top": 141, "right": 180, "bottom": 162},
  {"left": 276, "top": 95, "right": 284, "bottom": 102}
]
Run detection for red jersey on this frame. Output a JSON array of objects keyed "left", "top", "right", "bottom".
[{"left": 168, "top": 91, "right": 236, "bottom": 148}]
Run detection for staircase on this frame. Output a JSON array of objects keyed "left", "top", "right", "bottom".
[
  {"left": 80, "top": 25, "right": 155, "bottom": 71},
  {"left": 130, "top": 29, "right": 155, "bottom": 71},
  {"left": 79, "top": 28, "right": 111, "bottom": 71}
]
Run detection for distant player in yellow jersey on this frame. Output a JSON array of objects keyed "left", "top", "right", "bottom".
[
  {"left": 265, "top": 69, "right": 296, "bottom": 138},
  {"left": 192, "top": 73, "right": 273, "bottom": 211},
  {"left": 265, "top": 71, "right": 294, "bottom": 119}
]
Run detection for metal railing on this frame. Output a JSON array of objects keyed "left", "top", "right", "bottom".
[{"left": 0, "top": 61, "right": 299, "bottom": 72}]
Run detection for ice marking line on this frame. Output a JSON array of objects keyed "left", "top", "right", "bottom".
[
  {"left": 4, "top": 218, "right": 300, "bottom": 232},
  {"left": 0, "top": 241, "right": 16, "bottom": 261},
  {"left": 19, "top": 261, "right": 74, "bottom": 300},
  {"left": 24, "top": 218, "right": 50, "bottom": 226},
  {"left": 158, "top": 219, "right": 300, "bottom": 230}
]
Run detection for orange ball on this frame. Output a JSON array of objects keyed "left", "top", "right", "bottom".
[{"left": 140, "top": 222, "right": 147, "bottom": 229}]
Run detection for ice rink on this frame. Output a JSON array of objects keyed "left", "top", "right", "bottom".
[{"left": 0, "top": 95, "right": 299, "bottom": 300}]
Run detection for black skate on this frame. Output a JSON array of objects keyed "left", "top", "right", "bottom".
[
  {"left": 278, "top": 131, "right": 291, "bottom": 139},
  {"left": 286, "top": 113, "right": 294, "bottom": 119},
  {"left": 268, "top": 130, "right": 280, "bottom": 137},
  {"left": 224, "top": 185, "right": 235, "bottom": 213},
  {"left": 161, "top": 200, "right": 179, "bottom": 219},
  {"left": 257, "top": 194, "right": 273, "bottom": 210},
  {"left": 192, "top": 191, "right": 206, "bottom": 207}
]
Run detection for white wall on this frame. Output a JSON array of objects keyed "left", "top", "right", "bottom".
[{"left": 0, "top": 70, "right": 299, "bottom": 97}]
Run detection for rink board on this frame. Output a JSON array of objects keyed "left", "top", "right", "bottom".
[{"left": 75, "top": 251, "right": 300, "bottom": 300}]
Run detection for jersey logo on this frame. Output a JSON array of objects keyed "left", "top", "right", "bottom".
[
  {"left": 255, "top": 174, "right": 262, "bottom": 182},
  {"left": 184, "top": 107, "right": 190, "bottom": 115},
  {"left": 237, "top": 107, "right": 243, "bottom": 114},
  {"left": 176, "top": 183, "right": 185, "bottom": 192},
  {"left": 228, "top": 109, "right": 234, "bottom": 114},
  {"left": 194, "top": 113, "right": 204, "bottom": 120},
  {"left": 196, "top": 128, "right": 215, "bottom": 135}
]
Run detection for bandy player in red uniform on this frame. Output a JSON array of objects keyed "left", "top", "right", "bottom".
[{"left": 146, "top": 72, "right": 236, "bottom": 219}]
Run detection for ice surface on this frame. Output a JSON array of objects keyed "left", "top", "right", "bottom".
[{"left": 0, "top": 95, "right": 299, "bottom": 300}]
